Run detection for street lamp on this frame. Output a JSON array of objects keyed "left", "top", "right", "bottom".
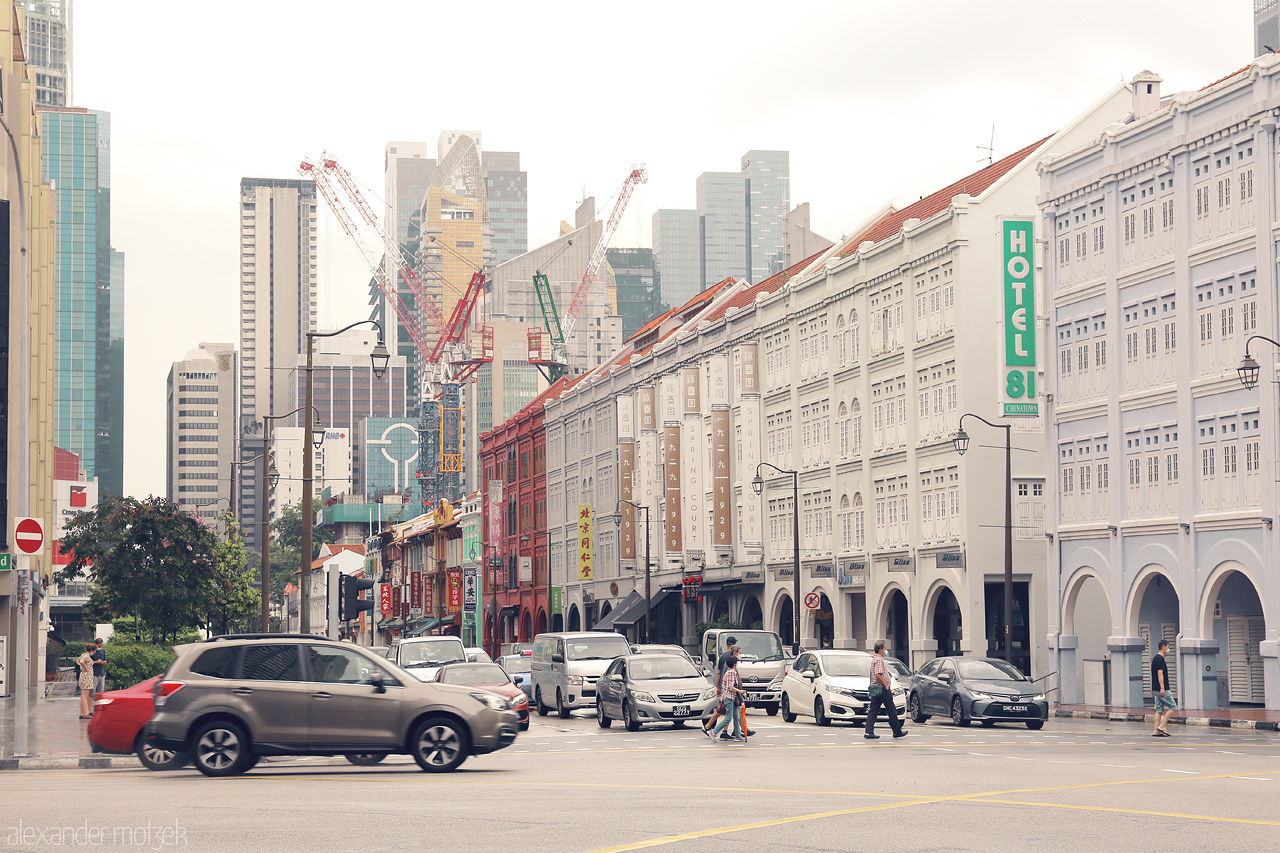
[
  {"left": 302, "top": 320, "right": 388, "bottom": 634},
  {"left": 262, "top": 406, "right": 317, "bottom": 633},
  {"left": 953, "top": 413, "right": 1014, "bottom": 666},
  {"left": 752, "top": 462, "right": 801, "bottom": 655},
  {"left": 1237, "top": 334, "right": 1280, "bottom": 390},
  {"left": 612, "top": 499, "right": 651, "bottom": 643}
]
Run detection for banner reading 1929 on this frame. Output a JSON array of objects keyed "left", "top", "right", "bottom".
[{"left": 1001, "top": 218, "right": 1038, "bottom": 417}]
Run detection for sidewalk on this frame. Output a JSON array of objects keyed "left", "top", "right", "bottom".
[
  {"left": 1052, "top": 703, "right": 1280, "bottom": 731},
  {"left": 0, "top": 692, "right": 141, "bottom": 770}
]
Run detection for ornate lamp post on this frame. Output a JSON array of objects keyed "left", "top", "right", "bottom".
[
  {"left": 1237, "top": 334, "right": 1280, "bottom": 389},
  {"left": 752, "top": 463, "right": 801, "bottom": 655}
]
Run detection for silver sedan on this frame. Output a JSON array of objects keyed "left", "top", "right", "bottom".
[{"left": 595, "top": 654, "right": 720, "bottom": 731}]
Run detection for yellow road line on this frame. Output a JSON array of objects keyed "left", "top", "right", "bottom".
[{"left": 964, "top": 798, "right": 1280, "bottom": 826}]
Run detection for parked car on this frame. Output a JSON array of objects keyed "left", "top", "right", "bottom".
[
  {"left": 391, "top": 636, "right": 468, "bottom": 682},
  {"left": 87, "top": 676, "right": 187, "bottom": 771},
  {"left": 145, "top": 633, "right": 520, "bottom": 777},
  {"left": 629, "top": 644, "right": 706, "bottom": 678},
  {"left": 780, "top": 650, "right": 905, "bottom": 725},
  {"left": 531, "top": 632, "right": 632, "bottom": 717},
  {"left": 433, "top": 662, "right": 529, "bottom": 730},
  {"left": 700, "top": 629, "right": 786, "bottom": 715},
  {"left": 884, "top": 656, "right": 913, "bottom": 682},
  {"left": 496, "top": 652, "right": 534, "bottom": 701},
  {"left": 595, "top": 654, "right": 719, "bottom": 731},
  {"left": 465, "top": 647, "right": 493, "bottom": 663},
  {"left": 907, "top": 656, "right": 1048, "bottom": 730}
]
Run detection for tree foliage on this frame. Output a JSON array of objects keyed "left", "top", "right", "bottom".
[{"left": 205, "top": 512, "right": 260, "bottom": 635}]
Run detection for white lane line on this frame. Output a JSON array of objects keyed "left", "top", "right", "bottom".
[
  {"left": 577, "top": 748, "right": 590, "bottom": 751},
  {"left": 968, "top": 752, "right": 990, "bottom": 756},
  {"left": 605, "top": 747, "right": 622, "bottom": 751},
  {"left": 1005, "top": 756, "right": 1033, "bottom": 761},
  {"left": 1048, "top": 760, "right": 1076, "bottom": 765},
  {"left": 1218, "top": 751, "right": 1244, "bottom": 755},
  {"left": 1230, "top": 776, "right": 1272, "bottom": 781},
  {"left": 1160, "top": 769, "right": 1197, "bottom": 774},
  {"left": 1101, "top": 764, "right": 1135, "bottom": 769},
  {"left": 820, "top": 742, "right": 837, "bottom": 745},
  {"left": 932, "top": 748, "right": 954, "bottom": 752}
]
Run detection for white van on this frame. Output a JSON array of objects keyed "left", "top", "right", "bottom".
[{"left": 531, "top": 632, "right": 632, "bottom": 717}]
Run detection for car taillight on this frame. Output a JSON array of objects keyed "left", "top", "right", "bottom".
[
  {"left": 154, "top": 681, "right": 186, "bottom": 707},
  {"left": 93, "top": 697, "right": 115, "bottom": 707}
]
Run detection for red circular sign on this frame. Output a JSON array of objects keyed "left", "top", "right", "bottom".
[
  {"left": 14, "top": 517, "right": 45, "bottom": 555},
  {"left": 804, "top": 592, "right": 821, "bottom": 610}
]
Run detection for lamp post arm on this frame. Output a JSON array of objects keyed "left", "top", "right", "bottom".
[
  {"left": 1243, "top": 334, "right": 1280, "bottom": 359},
  {"left": 308, "top": 319, "right": 386, "bottom": 341},
  {"left": 957, "top": 412, "right": 1009, "bottom": 434}
]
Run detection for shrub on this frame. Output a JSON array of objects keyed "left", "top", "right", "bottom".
[{"left": 102, "top": 637, "right": 176, "bottom": 691}]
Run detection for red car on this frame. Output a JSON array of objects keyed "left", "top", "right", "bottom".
[
  {"left": 433, "top": 662, "right": 530, "bottom": 730},
  {"left": 87, "top": 676, "right": 188, "bottom": 770}
]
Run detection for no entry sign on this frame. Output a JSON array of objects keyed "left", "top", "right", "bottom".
[
  {"left": 13, "top": 516, "right": 46, "bottom": 555},
  {"left": 804, "top": 591, "right": 821, "bottom": 610}
]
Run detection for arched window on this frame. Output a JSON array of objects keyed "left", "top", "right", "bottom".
[
  {"left": 836, "top": 315, "right": 847, "bottom": 365},
  {"left": 838, "top": 402, "right": 849, "bottom": 458},
  {"left": 840, "top": 494, "right": 852, "bottom": 551},
  {"left": 853, "top": 493, "right": 865, "bottom": 551},
  {"left": 849, "top": 309, "right": 860, "bottom": 364},
  {"left": 851, "top": 399, "right": 862, "bottom": 455}
]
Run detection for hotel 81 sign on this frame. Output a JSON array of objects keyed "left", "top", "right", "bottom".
[{"left": 1001, "top": 218, "right": 1038, "bottom": 417}]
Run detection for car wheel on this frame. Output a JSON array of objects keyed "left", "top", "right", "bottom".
[
  {"left": 672, "top": 719, "right": 686, "bottom": 729},
  {"left": 624, "top": 701, "right": 642, "bottom": 732},
  {"left": 556, "top": 689, "right": 571, "bottom": 719},
  {"left": 596, "top": 700, "right": 612, "bottom": 729},
  {"left": 908, "top": 693, "right": 929, "bottom": 724},
  {"left": 535, "top": 688, "right": 549, "bottom": 717},
  {"left": 134, "top": 732, "right": 187, "bottom": 771},
  {"left": 814, "top": 697, "right": 831, "bottom": 727},
  {"left": 781, "top": 693, "right": 797, "bottom": 723},
  {"left": 1025, "top": 719, "right": 1045, "bottom": 731},
  {"left": 951, "top": 697, "right": 971, "bottom": 728},
  {"left": 344, "top": 753, "right": 387, "bottom": 766},
  {"left": 243, "top": 754, "right": 260, "bottom": 771},
  {"left": 518, "top": 721, "right": 530, "bottom": 732},
  {"left": 764, "top": 703, "right": 779, "bottom": 717},
  {"left": 411, "top": 718, "right": 469, "bottom": 773},
  {"left": 191, "top": 719, "right": 253, "bottom": 777}
]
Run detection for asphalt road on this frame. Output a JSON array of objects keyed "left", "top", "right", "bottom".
[{"left": 3, "top": 711, "right": 1278, "bottom": 852}]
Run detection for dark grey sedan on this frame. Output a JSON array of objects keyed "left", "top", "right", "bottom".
[
  {"left": 907, "top": 657, "right": 1048, "bottom": 730},
  {"left": 595, "top": 654, "right": 719, "bottom": 731}
]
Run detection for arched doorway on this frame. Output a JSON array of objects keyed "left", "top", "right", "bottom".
[
  {"left": 655, "top": 590, "right": 682, "bottom": 644},
  {"left": 706, "top": 595, "right": 730, "bottom": 624},
  {"left": 778, "top": 595, "right": 795, "bottom": 649},
  {"left": 1203, "top": 567, "right": 1267, "bottom": 705},
  {"left": 931, "top": 586, "right": 961, "bottom": 658},
  {"left": 1130, "top": 569, "right": 1180, "bottom": 701},
  {"left": 741, "top": 595, "right": 763, "bottom": 631},
  {"left": 815, "top": 594, "right": 835, "bottom": 648},
  {"left": 484, "top": 613, "right": 496, "bottom": 657},
  {"left": 1063, "top": 569, "right": 1110, "bottom": 703},
  {"left": 599, "top": 600, "right": 613, "bottom": 626},
  {"left": 567, "top": 605, "right": 581, "bottom": 632},
  {"left": 520, "top": 610, "right": 532, "bottom": 642},
  {"left": 535, "top": 609, "right": 548, "bottom": 637},
  {"left": 552, "top": 612, "right": 564, "bottom": 632},
  {"left": 885, "top": 589, "right": 909, "bottom": 663}
]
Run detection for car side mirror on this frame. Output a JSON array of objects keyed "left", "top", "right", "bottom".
[
  {"left": 369, "top": 673, "right": 387, "bottom": 694},
  {"left": 551, "top": 654, "right": 565, "bottom": 664},
  {"left": 939, "top": 673, "right": 952, "bottom": 683},
  {"left": 802, "top": 670, "right": 817, "bottom": 680}
]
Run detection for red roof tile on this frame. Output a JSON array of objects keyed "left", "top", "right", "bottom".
[
  {"left": 705, "top": 249, "right": 829, "bottom": 322},
  {"left": 835, "top": 135, "right": 1052, "bottom": 257},
  {"left": 1200, "top": 64, "right": 1250, "bottom": 91}
]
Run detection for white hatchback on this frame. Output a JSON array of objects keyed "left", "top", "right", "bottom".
[{"left": 780, "top": 650, "right": 906, "bottom": 725}]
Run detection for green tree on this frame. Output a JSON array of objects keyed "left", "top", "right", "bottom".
[
  {"left": 203, "top": 511, "right": 260, "bottom": 636},
  {"left": 271, "top": 501, "right": 337, "bottom": 560},
  {"left": 53, "top": 495, "right": 220, "bottom": 644}
]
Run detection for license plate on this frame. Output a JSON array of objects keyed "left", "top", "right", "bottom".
[
  {"left": 673, "top": 705, "right": 692, "bottom": 717},
  {"left": 1004, "top": 705, "right": 1029, "bottom": 713}
]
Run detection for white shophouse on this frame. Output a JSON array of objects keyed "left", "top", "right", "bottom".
[
  {"left": 1042, "top": 64, "right": 1280, "bottom": 711},
  {"left": 746, "top": 83, "right": 1133, "bottom": 675}
]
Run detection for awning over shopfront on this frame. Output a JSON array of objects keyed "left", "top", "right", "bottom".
[
  {"left": 592, "top": 590, "right": 644, "bottom": 631},
  {"left": 407, "top": 618, "right": 441, "bottom": 636}
]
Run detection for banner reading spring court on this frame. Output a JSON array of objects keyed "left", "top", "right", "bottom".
[{"left": 1001, "top": 217, "right": 1039, "bottom": 417}]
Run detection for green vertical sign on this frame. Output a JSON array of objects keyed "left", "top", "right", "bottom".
[
  {"left": 0, "top": 553, "right": 10, "bottom": 571},
  {"left": 1001, "top": 219, "right": 1039, "bottom": 417},
  {"left": 551, "top": 586, "right": 562, "bottom": 615}
]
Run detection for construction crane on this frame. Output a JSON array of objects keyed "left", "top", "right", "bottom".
[
  {"left": 529, "top": 165, "right": 647, "bottom": 382},
  {"left": 300, "top": 152, "right": 492, "bottom": 512}
]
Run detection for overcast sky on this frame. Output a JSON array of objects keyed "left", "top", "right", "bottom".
[{"left": 70, "top": 1, "right": 1252, "bottom": 498}]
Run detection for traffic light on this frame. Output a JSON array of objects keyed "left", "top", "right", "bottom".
[{"left": 339, "top": 574, "right": 375, "bottom": 621}]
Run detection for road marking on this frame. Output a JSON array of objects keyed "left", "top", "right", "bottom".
[
  {"left": 932, "top": 748, "right": 953, "bottom": 752},
  {"left": 1004, "top": 756, "right": 1032, "bottom": 761},
  {"left": 1101, "top": 765, "right": 1135, "bottom": 769},
  {"left": 1218, "top": 751, "right": 1243, "bottom": 755},
  {"left": 1230, "top": 776, "right": 1271, "bottom": 780},
  {"left": 1160, "top": 769, "right": 1196, "bottom": 774},
  {"left": 963, "top": 798, "right": 1280, "bottom": 827}
]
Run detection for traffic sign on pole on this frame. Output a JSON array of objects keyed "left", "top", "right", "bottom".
[
  {"left": 804, "top": 591, "right": 821, "bottom": 611},
  {"left": 13, "top": 517, "right": 45, "bottom": 556}
]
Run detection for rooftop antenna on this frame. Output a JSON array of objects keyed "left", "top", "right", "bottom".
[{"left": 977, "top": 125, "right": 994, "bottom": 166}]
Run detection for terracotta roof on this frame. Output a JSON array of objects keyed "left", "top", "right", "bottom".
[
  {"left": 835, "top": 135, "right": 1052, "bottom": 257},
  {"left": 705, "top": 250, "right": 829, "bottom": 322},
  {"left": 1201, "top": 64, "right": 1250, "bottom": 91},
  {"left": 311, "top": 543, "right": 366, "bottom": 569}
]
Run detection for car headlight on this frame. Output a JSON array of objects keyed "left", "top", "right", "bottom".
[
  {"left": 969, "top": 691, "right": 993, "bottom": 701},
  {"left": 566, "top": 675, "right": 583, "bottom": 686},
  {"left": 511, "top": 693, "right": 528, "bottom": 706},
  {"left": 701, "top": 687, "right": 718, "bottom": 701},
  {"left": 1032, "top": 694, "right": 1045, "bottom": 701},
  {"left": 471, "top": 692, "right": 511, "bottom": 711},
  {"left": 767, "top": 676, "right": 783, "bottom": 690},
  {"left": 630, "top": 690, "right": 656, "bottom": 703},
  {"left": 824, "top": 685, "right": 857, "bottom": 698}
]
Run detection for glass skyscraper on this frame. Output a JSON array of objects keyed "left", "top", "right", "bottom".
[
  {"left": 652, "top": 209, "right": 702, "bottom": 308},
  {"left": 696, "top": 171, "right": 747, "bottom": 287},
  {"left": 483, "top": 151, "right": 528, "bottom": 266},
  {"left": 40, "top": 107, "right": 124, "bottom": 496},
  {"left": 742, "top": 150, "right": 790, "bottom": 283}
]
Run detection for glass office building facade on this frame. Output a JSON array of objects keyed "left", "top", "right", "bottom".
[
  {"left": 483, "top": 151, "right": 528, "bottom": 266},
  {"left": 652, "top": 209, "right": 702, "bottom": 308},
  {"left": 358, "top": 417, "right": 421, "bottom": 499},
  {"left": 696, "top": 171, "right": 747, "bottom": 288},
  {"left": 742, "top": 150, "right": 790, "bottom": 283},
  {"left": 40, "top": 107, "right": 124, "bottom": 496},
  {"left": 607, "top": 248, "right": 662, "bottom": 338}
]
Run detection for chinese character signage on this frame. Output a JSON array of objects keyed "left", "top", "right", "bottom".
[
  {"left": 638, "top": 386, "right": 656, "bottom": 432},
  {"left": 489, "top": 479, "right": 503, "bottom": 550},
  {"left": 682, "top": 366, "right": 700, "bottom": 415},
  {"left": 619, "top": 442, "right": 635, "bottom": 561},
  {"left": 712, "top": 409, "right": 731, "bottom": 548},
  {"left": 1001, "top": 217, "right": 1038, "bottom": 417},
  {"left": 578, "top": 504, "right": 594, "bottom": 580},
  {"left": 379, "top": 583, "right": 392, "bottom": 614},
  {"left": 447, "top": 568, "right": 462, "bottom": 612},
  {"left": 617, "top": 394, "right": 634, "bottom": 440},
  {"left": 739, "top": 343, "right": 759, "bottom": 395},
  {"left": 664, "top": 426, "right": 683, "bottom": 553},
  {"left": 463, "top": 566, "right": 478, "bottom": 607},
  {"left": 410, "top": 570, "right": 423, "bottom": 615},
  {"left": 551, "top": 586, "right": 562, "bottom": 615},
  {"left": 709, "top": 355, "right": 728, "bottom": 407}
]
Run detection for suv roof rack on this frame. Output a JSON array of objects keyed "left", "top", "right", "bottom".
[{"left": 201, "top": 633, "right": 333, "bottom": 643}]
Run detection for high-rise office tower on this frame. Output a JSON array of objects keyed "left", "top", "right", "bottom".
[
  {"left": 23, "top": 0, "right": 71, "bottom": 107},
  {"left": 39, "top": 107, "right": 124, "bottom": 497},
  {"left": 696, "top": 171, "right": 747, "bottom": 288},
  {"left": 483, "top": 150, "right": 527, "bottom": 266},
  {"left": 606, "top": 248, "right": 662, "bottom": 338},
  {"left": 652, "top": 209, "right": 701, "bottom": 309},
  {"left": 237, "top": 177, "right": 317, "bottom": 552},
  {"left": 166, "top": 343, "right": 237, "bottom": 524},
  {"left": 284, "top": 327, "right": 407, "bottom": 432},
  {"left": 1258, "top": 0, "right": 1279, "bottom": 57},
  {"left": 742, "top": 150, "right": 790, "bottom": 282},
  {"left": 381, "top": 142, "right": 436, "bottom": 406}
]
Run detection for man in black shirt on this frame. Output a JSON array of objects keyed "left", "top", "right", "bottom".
[
  {"left": 91, "top": 638, "right": 106, "bottom": 695},
  {"left": 1151, "top": 639, "right": 1175, "bottom": 737}
]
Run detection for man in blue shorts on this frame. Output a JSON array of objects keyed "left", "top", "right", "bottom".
[{"left": 1151, "top": 639, "right": 1176, "bottom": 737}]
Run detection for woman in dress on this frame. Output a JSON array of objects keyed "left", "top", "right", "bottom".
[{"left": 76, "top": 642, "right": 96, "bottom": 719}]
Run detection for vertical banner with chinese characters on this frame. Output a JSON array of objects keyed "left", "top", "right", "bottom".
[
  {"left": 739, "top": 397, "right": 762, "bottom": 548},
  {"left": 638, "top": 386, "right": 656, "bottom": 432},
  {"left": 447, "top": 568, "right": 462, "bottom": 612},
  {"left": 616, "top": 394, "right": 634, "bottom": 440},
  {"left": 410, "top": 570, "right": 423, "bottom": 615},
  {"left": 664, "top": 426, "right": 683, "bottom": 554},
  {"left": 577, "top": 505, "right": 594, "bottom": 580},
  {"left": 712, "top": 409, "right": 732, "bottom": 548},
  {"left": 681, "top": 367, "right": 703, "bottom": 554},
  {"left": 1000, "top": 217, "right": 1038, "bottom": 417},
  {"left": 488, "top": 479, "right": 503, "bottom": 574},
  {"left": 709, "top": 355, "right": 729, "bottom": 407},
  {"left": 619, "top": 442, "right": 635, "bottom": 561},
  {"left": 739, "top": 343, "right": 760, "bottom": 394}
]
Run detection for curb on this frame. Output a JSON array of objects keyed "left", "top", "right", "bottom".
[
  {"left": 1050, "top": 709, "right": 1280, "bottom": 732},
  {"left": 0, "top": 756, "right": 143, "bottom": 771}
]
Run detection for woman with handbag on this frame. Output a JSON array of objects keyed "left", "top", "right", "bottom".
[
  {"left": 864, "top": 640, "right": 907, "bottom": 740},
  {"left": 707, "top": 657, "right": 747, "bottom": 743}
]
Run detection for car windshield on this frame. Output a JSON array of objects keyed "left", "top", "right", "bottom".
[
  {"left": 885, "top": 658, "right": 911, "bottom": 677},
  {"left": 399, "top": 640, "right": 466, "bottom": 667},
  {"left": 958, "top": 659, "right": 1025, "bottom": 681},
  {"left": 822, "top": 656, "right": 871, "bottom": 677},
  {"left": 628, "top": 656, "right": 700, "bottom": 680},
  {"left": 503, "top": 657, "right": 532, "bottom": 673},
  {"left": 566, "top": 638, "right": 631, "bottom": 661},
  {"left": 730, "top": 632, "right": 785, "bottom": 662},
  {"left": 440, "top": 663, "right": 509, "bottom": 685}
]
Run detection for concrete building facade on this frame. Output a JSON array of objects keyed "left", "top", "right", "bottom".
[
  {"left": 23, "top": 0, "right": 69, "bottom": 107},
  {"left": 1042, "top": 63, "right": 1280, "bottom": 711},
  {"left": 165, "top": 343, "right": 237, "bottom": 524},
  {"left": 652, "top": 209, "right": 701, "bottom": 309}
]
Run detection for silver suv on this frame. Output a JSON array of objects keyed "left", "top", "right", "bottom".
[{"left": 145, "top": 634, "right": 519, "bottom": 777}]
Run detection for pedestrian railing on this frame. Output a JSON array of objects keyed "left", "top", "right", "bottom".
[{"left": 1033, "top": 670, "right": 1059, "bottom": 697}]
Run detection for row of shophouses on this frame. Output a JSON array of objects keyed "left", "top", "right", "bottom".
[{"left": 369, "top": 59, "right": 1280, "bottom": 711}]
